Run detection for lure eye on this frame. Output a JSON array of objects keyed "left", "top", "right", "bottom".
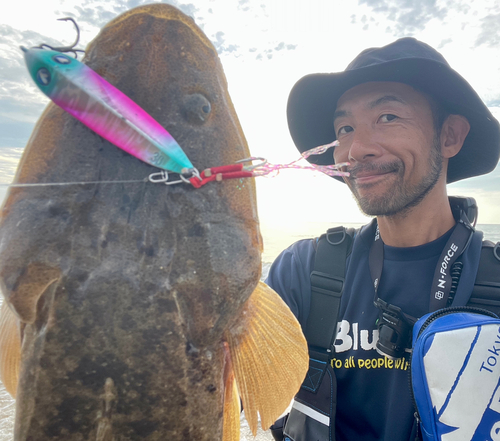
[
  {"left": 182, "top": 94, "right": 212, "bottom": 125},
  {"left": 36, "top": 68, "right": 51, "bottom": 86},
  {"left": 52, "top": 55, "right": 71, "bottom": 65}
]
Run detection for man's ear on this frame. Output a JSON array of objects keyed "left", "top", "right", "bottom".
[{"left": 440, "top": 114, "right": 470, "bottom": 159}]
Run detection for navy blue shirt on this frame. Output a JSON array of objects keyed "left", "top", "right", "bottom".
[{"left": 266, "top": 221, "right": 483, "bottom": 441}]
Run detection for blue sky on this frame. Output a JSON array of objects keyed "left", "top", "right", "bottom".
[{"left": 1, "top": 0, "right": 499, "bottom": 224}]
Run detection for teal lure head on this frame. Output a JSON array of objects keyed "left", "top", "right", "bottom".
[{"left": 21, "top": 47, "right": 80, "bottom": 98}]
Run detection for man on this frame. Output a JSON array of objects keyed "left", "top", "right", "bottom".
[{"left": 267, "top": 38, "right": 500, "bottom": 440}]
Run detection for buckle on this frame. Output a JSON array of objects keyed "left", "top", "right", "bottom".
[
  {"left": 326, "top": 227, "right": 347, "bottom": 245},
  {"left": 494, "top": 242, "right": 500, "bottom": 262}
]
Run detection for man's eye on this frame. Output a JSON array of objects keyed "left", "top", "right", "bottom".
[
  {"left": 380, "top": 114, "right": 398, "bottom": 122},
  {"left": 337, "top": 125, "right": 353, "bottom": 136}
]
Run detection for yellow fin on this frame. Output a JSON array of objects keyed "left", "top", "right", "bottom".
[
  {"left": 225, "top": 281, "right": 308, "bottom": 435},
  {"left": 222, "top": 365, "right": 240, "bottom": 441},
  {"left": 0, "top": 301, "right": 21, "bottom": 397}
]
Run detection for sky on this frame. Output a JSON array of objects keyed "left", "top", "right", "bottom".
[{"left": 0, "top": 0, "right": 500, "bottom": 227}]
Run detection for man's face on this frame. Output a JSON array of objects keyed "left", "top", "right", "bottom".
[{"left": 333, "top": 82, "right": 444, "bottom": 217}]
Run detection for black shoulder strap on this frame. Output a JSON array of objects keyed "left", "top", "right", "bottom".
[
  {"left": 468, "top": 240, "right": 500, "bottom": 315},
  {"left": 305, "top": 226, "right": 355, "bottom": 351}
]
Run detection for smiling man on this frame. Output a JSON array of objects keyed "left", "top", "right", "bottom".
[
  {"left": 333, "top": 81, "right": 470, "bottom": 246},
  {"left": 267, "top": 39, "right": 500, "bottom": 441}
]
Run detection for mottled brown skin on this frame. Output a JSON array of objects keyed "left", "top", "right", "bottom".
[{"left": 0, "top": 5, "right": 262, "bottom": 440}]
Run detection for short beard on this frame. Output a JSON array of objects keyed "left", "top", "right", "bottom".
[{"left": 347, "top": 137, "right": 443, "bottom": 218}]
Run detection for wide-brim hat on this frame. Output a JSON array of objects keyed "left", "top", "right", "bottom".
[{"left": 287, "top": 37, "right": 500, "bottom": 183}]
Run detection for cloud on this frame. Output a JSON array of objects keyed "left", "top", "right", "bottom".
[
  {"left": 0, "top": 24, "right": 51, "bottom": 151},
  {"left": 0, "top": 82, "right": 47, "bottom": 148},
  {"left": 475, "top": 13, "right": 500, "bottom": 48},
  {"left": 211, "top": 31, "right": 239, "bottom": 55},
  {"left": 254, "top": 41, "right": 297, "bottom": 60},
  {"left": 72, "top": 4, "right": 117, "bottom": 29},
  {"left": 0, "top": 24, "right": 61, "bottom": 50},
  {"left": 445, "top": 0, "right": 471, "bottom": 15},
  {"left": 487, "top": 98, "right": 500, "bottom": 107},
  {"left": 0, "top": 115, "right": 36, "bottom": 149},
  {"left": 66, "top": 0, "right": 198, "bottom": 31},
  {"left": 438, "top": 38, "right": 452, "bottom": 49},
  {"left": 274, "top": 42, "right": 297, "bottom": 51},
  {"left": 209, "top": 25, "right": 296, "bottom": 59},
  {"left": 238, "top": 0, "right": 250, "bottom": 12},
  {"left": 358, "top": 0, "right": 447, "bottom": 34}
]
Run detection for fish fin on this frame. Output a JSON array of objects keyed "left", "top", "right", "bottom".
[
  {"left": 222, "top": 365, "right": 240, "bottom": 441},
  {"left": 226, "top": 281, "right": 308, "bottom": 435},
  {"left": 8, "top": 263, "right": 60, "bottom": 324},
  {"left": 0, "top": 301, "right": 21, "bottom": 397}
]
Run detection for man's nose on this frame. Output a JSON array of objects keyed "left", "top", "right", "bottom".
[{"left": 347, "top": 127, "right": 383, "bottom": 163}]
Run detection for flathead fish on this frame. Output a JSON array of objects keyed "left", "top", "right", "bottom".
[{"left": 0, "top": 5, "right": 307, "bottom": 440}]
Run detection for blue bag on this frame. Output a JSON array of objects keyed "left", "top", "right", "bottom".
[{"left": 411, "top": 307, "right": 500, "bottom": 441}]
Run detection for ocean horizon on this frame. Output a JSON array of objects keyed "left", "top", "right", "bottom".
[{"left": 260, "top": 220, "right": 500, "bottom": 264}]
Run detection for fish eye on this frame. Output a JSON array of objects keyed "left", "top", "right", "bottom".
[
  {"left": 52, "top": 55, "right": 72, "bottom": 65},
  {"left": 36, "top": 68, "right": 51, "bottom": 86},
  {"left": 182, "top": 93, "right": 212, "bottom": 125}
]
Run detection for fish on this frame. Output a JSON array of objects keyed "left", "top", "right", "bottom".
[{"left": 0, "top": 4, "right": 308, "bottom": 441}]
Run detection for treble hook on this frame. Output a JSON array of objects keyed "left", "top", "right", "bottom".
[{"left": 38, "top": 17, "right": 85, "bottom": 58}]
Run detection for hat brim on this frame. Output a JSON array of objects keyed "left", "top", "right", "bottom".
[{"left": 287, "top": 58, "right": 500, "bottom": 183}]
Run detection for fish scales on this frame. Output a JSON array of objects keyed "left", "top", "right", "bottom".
[{"left": 0, "top": 5, "right": 308, "bottom": 441}]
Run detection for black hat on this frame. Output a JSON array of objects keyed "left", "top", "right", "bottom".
[{"left": 287, "top": 37, "right": 500, "bottom": 183}]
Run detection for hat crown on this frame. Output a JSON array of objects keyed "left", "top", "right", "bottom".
[{"left": 346, "top": 37, "right": 450, "bottom": 71}]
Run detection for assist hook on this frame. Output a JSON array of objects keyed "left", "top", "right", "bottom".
[{"left": 38, "top": 17, "right": 85, "bottom": 58}]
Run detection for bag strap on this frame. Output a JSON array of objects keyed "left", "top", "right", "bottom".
[
  {"left": 305, "top": 226, "right": 356, "bottom": 353},
  {"left": 468, "top": 240, "right": 500, "bottom": 315}
]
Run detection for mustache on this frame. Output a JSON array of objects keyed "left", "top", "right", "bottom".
[{"left": 346, "top": 161, "right": 402, "bottom": 179}]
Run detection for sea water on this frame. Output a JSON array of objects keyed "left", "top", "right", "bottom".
[{"left": 260, "top": 221, "right": 500, "bottom": 281}]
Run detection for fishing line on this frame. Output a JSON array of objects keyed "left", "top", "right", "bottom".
[
  {"left": 1, "top": 143, "right": 349, "bottom": 189},
  {"left": 0, "top": 178, "right": 149, "bottom": 188}
]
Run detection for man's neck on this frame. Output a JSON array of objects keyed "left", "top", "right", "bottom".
[{"left": 376, "top": 196, "right": 456, "bottom": 248}]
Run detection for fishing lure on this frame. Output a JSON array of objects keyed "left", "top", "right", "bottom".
[{"left": 21, "top": 46, "right": 194, "bottom": 175}]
